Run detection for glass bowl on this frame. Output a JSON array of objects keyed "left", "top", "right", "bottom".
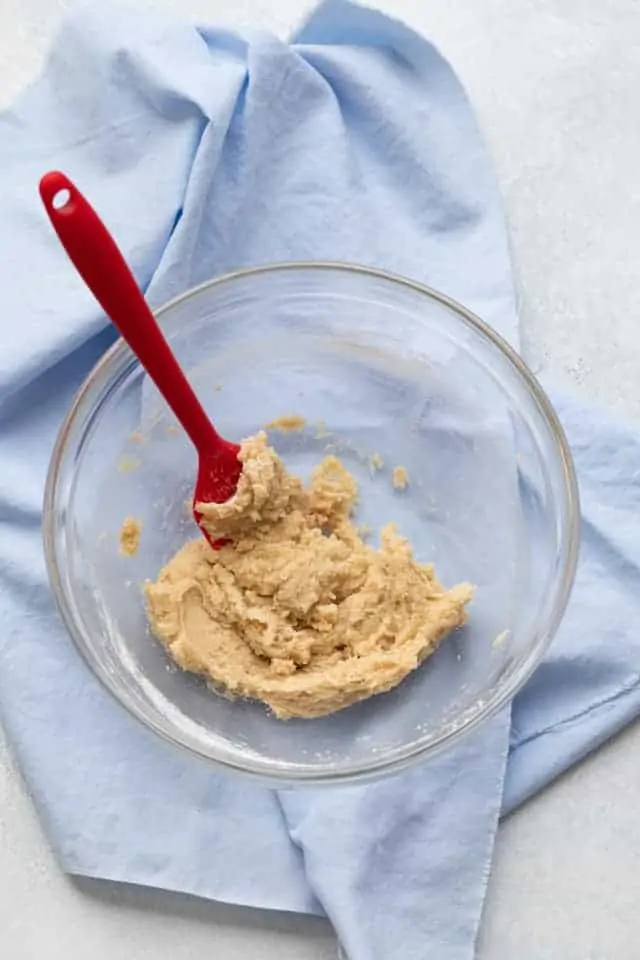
[{"left": 43, "top": 263, "right": 579, "bottom": 786}]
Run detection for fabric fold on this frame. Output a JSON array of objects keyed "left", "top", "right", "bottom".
[{"left": 1, "top": 2, "right": 640, "bottom": 957}]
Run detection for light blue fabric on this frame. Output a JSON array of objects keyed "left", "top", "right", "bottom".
[
  {"left": 0, "top": 1, "right": 639, "bottom": 957},
  {"left": 504, "top": 387, "right": 640, "bottom": 813}
]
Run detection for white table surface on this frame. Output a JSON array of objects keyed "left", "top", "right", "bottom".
[{"left": 2, "top": 1, "right": 640, "bottom": 957}]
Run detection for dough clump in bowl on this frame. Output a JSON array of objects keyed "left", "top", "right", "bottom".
[{"left": 145, "top": 432, "right": 473, "bottom": 719}]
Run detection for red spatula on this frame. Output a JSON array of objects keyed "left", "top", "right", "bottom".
[{"left": 39, "top": 171, "right": 242, "bottom": 548}]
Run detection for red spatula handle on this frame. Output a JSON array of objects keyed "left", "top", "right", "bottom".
[{"left": 39, "top": 171, "right": 221, "bottom": 454}]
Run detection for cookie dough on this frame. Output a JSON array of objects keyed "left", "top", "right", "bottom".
[
  {"left": 120, "top": 516, "right": 142, "bottom": 556},
  {"left": 145, "top": 433, "right": 472, "bottom": 719},
  {"left": 368, "top": 452, "right": 384, "bottom": 473},
  {"left": 266, "top": 414, "right": 307, "bottom": 432},
  {"left": 392, "top": 465, "right": 409, "bottom": 490}
]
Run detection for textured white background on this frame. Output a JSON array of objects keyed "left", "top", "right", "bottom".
[{"left": 2, "top": 1, "right": 640, "bottom": 957}]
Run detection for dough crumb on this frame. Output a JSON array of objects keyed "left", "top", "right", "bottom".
[
  {"left": 117, "top": 455, "right": 140, "bottom": 474},
  {"left": 145, "top": 433, "right": 473, "bottom": 720},
  {"left": 368, "top": 452, "right": 384, "bottom": 474},
  {"left": 166, "top": 424, "right": 180, "bottom": 437},
  {"left": 392, "top": 465, "right": 409, "bottom": 490},
  {"left": 120, "top": 517, "right": 142, "bottom": 557},
  {"left": 128, "top": 431, "right": 146, "bottom": 444},
  {"left": 266, "top": 414, "right": 306, "bottom": 433}
]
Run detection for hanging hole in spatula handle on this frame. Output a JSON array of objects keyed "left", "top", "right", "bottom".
[{"left": 39, "top": 170, "right": 146, "bottom": 327}]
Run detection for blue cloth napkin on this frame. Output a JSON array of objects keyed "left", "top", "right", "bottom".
[{"left": 1, "top": 1, "right": 640, "bottom": 957}]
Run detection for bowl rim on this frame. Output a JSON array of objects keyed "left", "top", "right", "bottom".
[{"left": 43, "top": 260, "right": 581, "bottom": 786}]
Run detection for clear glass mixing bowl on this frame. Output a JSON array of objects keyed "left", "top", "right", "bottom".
[{"left": 44, "top": 263, "right": 579, "bottom": 786}]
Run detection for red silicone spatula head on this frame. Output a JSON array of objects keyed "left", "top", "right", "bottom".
[{"left": 39, "top": 171, "right": 241, "bottom": 548}]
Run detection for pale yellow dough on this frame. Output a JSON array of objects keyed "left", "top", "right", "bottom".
[
  {"left": 266, "top": 414, "right": 307, "bottom": 433},
  {"left": 392, "top": 465, "right": 409, "bottom": 490},
  {"left": 145, "top": 433, "right": 473, "bottom": 719},
  {"left": 120, "top": 516, "right": 142, "bottom": 557}
]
